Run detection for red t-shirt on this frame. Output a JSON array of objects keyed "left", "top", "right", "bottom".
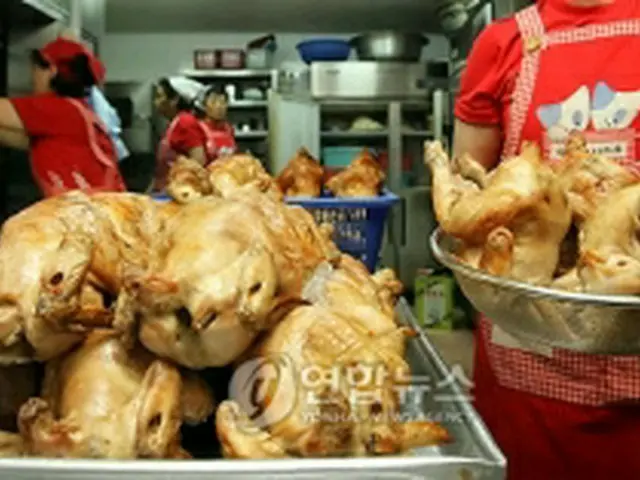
[
  {"left": 167, "top": 112, "right": 207, "bottom": 155},
  {"left": 153, "top": 111, "right": 207, "bottom": 192},
  {"left": 11, "top": 93, "right": 125, "bottom": 196},
  {"left": 455, "top": 0, "right": 640, "bottom": 153},
  {"left": 201, "top": 120, "right": 236, "bottom": 164}
]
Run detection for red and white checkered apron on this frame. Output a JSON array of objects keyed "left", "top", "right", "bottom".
[{"left": 484, "top": 4, "right": 640, "bottom": 406}]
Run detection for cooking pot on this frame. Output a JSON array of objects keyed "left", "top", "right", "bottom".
[{"left": 350, "top": 32, "right": 430, "bottom": 62}]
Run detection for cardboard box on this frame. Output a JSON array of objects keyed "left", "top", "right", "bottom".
[{"left": 414, "top": 269, "right": 457, "bottom": 330}]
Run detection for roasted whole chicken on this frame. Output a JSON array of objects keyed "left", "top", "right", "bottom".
[
  {"left": 217, "top": 259, "right": 450, "bottom": 458},
  {"left": 207, "top": 153, "right": 283, "bottom": 200},
  {"left": 425, "top": 141, "right": 572, "bottom": 285},
  {"left": 118, "top": 192, "right": 340, "bottom": 369},
  {"left": 276, "top": 147, "right": 325, "bottom": 198},
  {"left": 326, "top": 149, "right": 386, "bottom": 198},
  {"left": 18, "top": 331, "right": 214, "bottom": 459},
  {"left": 0, "top": 191, "right": 176, "bottom": 362},
  {"left": 553, "top": 183, "right": 640, "bottom": 294}
]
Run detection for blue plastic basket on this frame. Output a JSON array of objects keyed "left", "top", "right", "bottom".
[
  {"left": 286, "top": 190, "right": 400, "bottom": 272},
  {"left": 151, "top": 193, "right": 171, "bottom": 202}
]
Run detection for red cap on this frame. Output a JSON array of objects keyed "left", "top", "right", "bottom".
[{"left": 39, "top": 37, "right": 105, "bottom": 83}]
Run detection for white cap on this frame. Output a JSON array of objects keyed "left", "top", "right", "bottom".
[{"left": 167, "top": 76, "right": 206, "bottom": 103}]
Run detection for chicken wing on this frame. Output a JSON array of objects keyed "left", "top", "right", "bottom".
[
  {"left": 18, "top": 331, "right": 214, "bottom": 459},
  {"left": 276, "top": 147, "right": 324, "bottom": 198}
]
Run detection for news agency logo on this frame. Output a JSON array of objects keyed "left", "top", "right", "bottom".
[
  {"left": 228, "top": 354, "right": 474, "bottom": 432},
  {"left": 228, "top": 353, "right": 297, "bottom": 430}
]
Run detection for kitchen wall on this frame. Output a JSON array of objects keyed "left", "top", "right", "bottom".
[{"left": 102, "top": 32, "right": 451, "bottom": 153}]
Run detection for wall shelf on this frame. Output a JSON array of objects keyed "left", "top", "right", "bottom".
[
  {"left": 236, "top": 131, "right": 268, "bottom": 139},
  {"left": 229, "top": 100, "right": 267, "bottom": 108},
  {"left": 321, "top": 131, "right": 388, "bottom": 139},
  {"left": 182, "top": 68, "right": 274, "bottom": 79}
]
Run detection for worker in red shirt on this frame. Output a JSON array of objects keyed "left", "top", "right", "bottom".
[
  {"left": 151, "top": 76, "right": 209, "bottom": 192},
  {"left": 0, "top": 37, "right": 125, "bottom": 197},
  {"left": 194, "top": 84, "right": 237, "bottom": 164},
  {"left": 454, "top": 0, "right": 640, "bottom": 478}
]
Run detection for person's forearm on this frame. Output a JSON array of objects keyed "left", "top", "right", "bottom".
[
  {"left": 0, "top": 99, "right": 25, "bottom": 132},
  {"left": 452, "top": 119, "right": 502, "bottom": 171},
  {"left": 0, "top": 128, "right": 29, "bottom": 150},
  {"left": 188, "top": 146, "right": 207, "bottom": 166}
]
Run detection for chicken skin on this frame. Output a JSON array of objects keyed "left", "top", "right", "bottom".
[
  {"left": 425, "top": 141, "right": 572, "bottom": 285},
  {"left": 17, "top": 331, "right": 214, "bottom": 459},
  {"left": 326, "top": 149, "right": 385, "bottom": 198},
  {"left": 277, "top": 147, "right": 324, "bottom": 198}
]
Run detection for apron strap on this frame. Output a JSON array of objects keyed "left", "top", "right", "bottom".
[
  {"left": 546, "top": 19, "right": 640, "bottom": 46},
  {"left": 66, "top": 98, "right": 124, "bottom": 192},
  {"left": 502, "top": 5, "right": 546, "bottom": 158},
  {"left": 67, "top": 98, "right": 118, "bottom": 169}
]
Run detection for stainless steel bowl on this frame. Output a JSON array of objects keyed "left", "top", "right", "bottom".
[
  {"left": 430, "top": 228, "right": 640, "bottom": 354},
  {"left": 350, "top": 32, "right": 429, "bottom": 62}
]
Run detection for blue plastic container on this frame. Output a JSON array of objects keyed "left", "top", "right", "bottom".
[
  {"left": 296, "top": 39, "right": 351, "bottom": 64},
  {"left": 151, "top": 193, "right": 171, "bottom": 202},
  {"left": 322, "top": 146, "right": 367, "bottom": 169},
  {"left": 286, "top": 190, "right": 400, "bottom": 272}
]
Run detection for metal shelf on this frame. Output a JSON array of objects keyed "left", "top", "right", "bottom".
[
  {"left": 321, "top": 131, "right": 388, "bottom": 139},
  {"left": 229, "top": 100, "right": 267, "bottom": 108},
  {"left": 236, "top": 131, "right": 268, "bottom": 139},
  {"left": 182, "top": 69, "right": 274, "bottom": 79},
  {"left": 402, "top": 130, "right": 433, "bottom": 138}
]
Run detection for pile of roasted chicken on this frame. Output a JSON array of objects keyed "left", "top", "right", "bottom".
[
  {"left": 425, "top": 133, "right": 640, "bottom": 295},
  {"left": 175, "top": 146, "right": 385, "bottom": 200},
  {"left": 276, "top": 147, "right": 386, "bottom": 198},
  {"left": 0, "top": 153, "right": 449, "bottom": 460}
]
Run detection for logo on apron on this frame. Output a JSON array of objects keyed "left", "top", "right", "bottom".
[
  {"left": 544, "top": 129, "right": 638, "bottom": 171},
  {"left": 536, "top": 82, "right": 640, "bottom": 173}
]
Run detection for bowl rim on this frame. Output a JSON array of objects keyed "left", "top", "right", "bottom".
[
  {"left": 430, "top": 228, "right": 640, "bottom": 308},
  {"left": 296, "top": 38, "right": 351, "bottom": 48}
]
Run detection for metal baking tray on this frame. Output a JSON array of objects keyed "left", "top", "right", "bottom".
[
  {"left": 0, "top": 298, "right": 505, "bottom": 480},
  {"left": 431, "top": 228, "right": 640, "bottom": 355}
]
